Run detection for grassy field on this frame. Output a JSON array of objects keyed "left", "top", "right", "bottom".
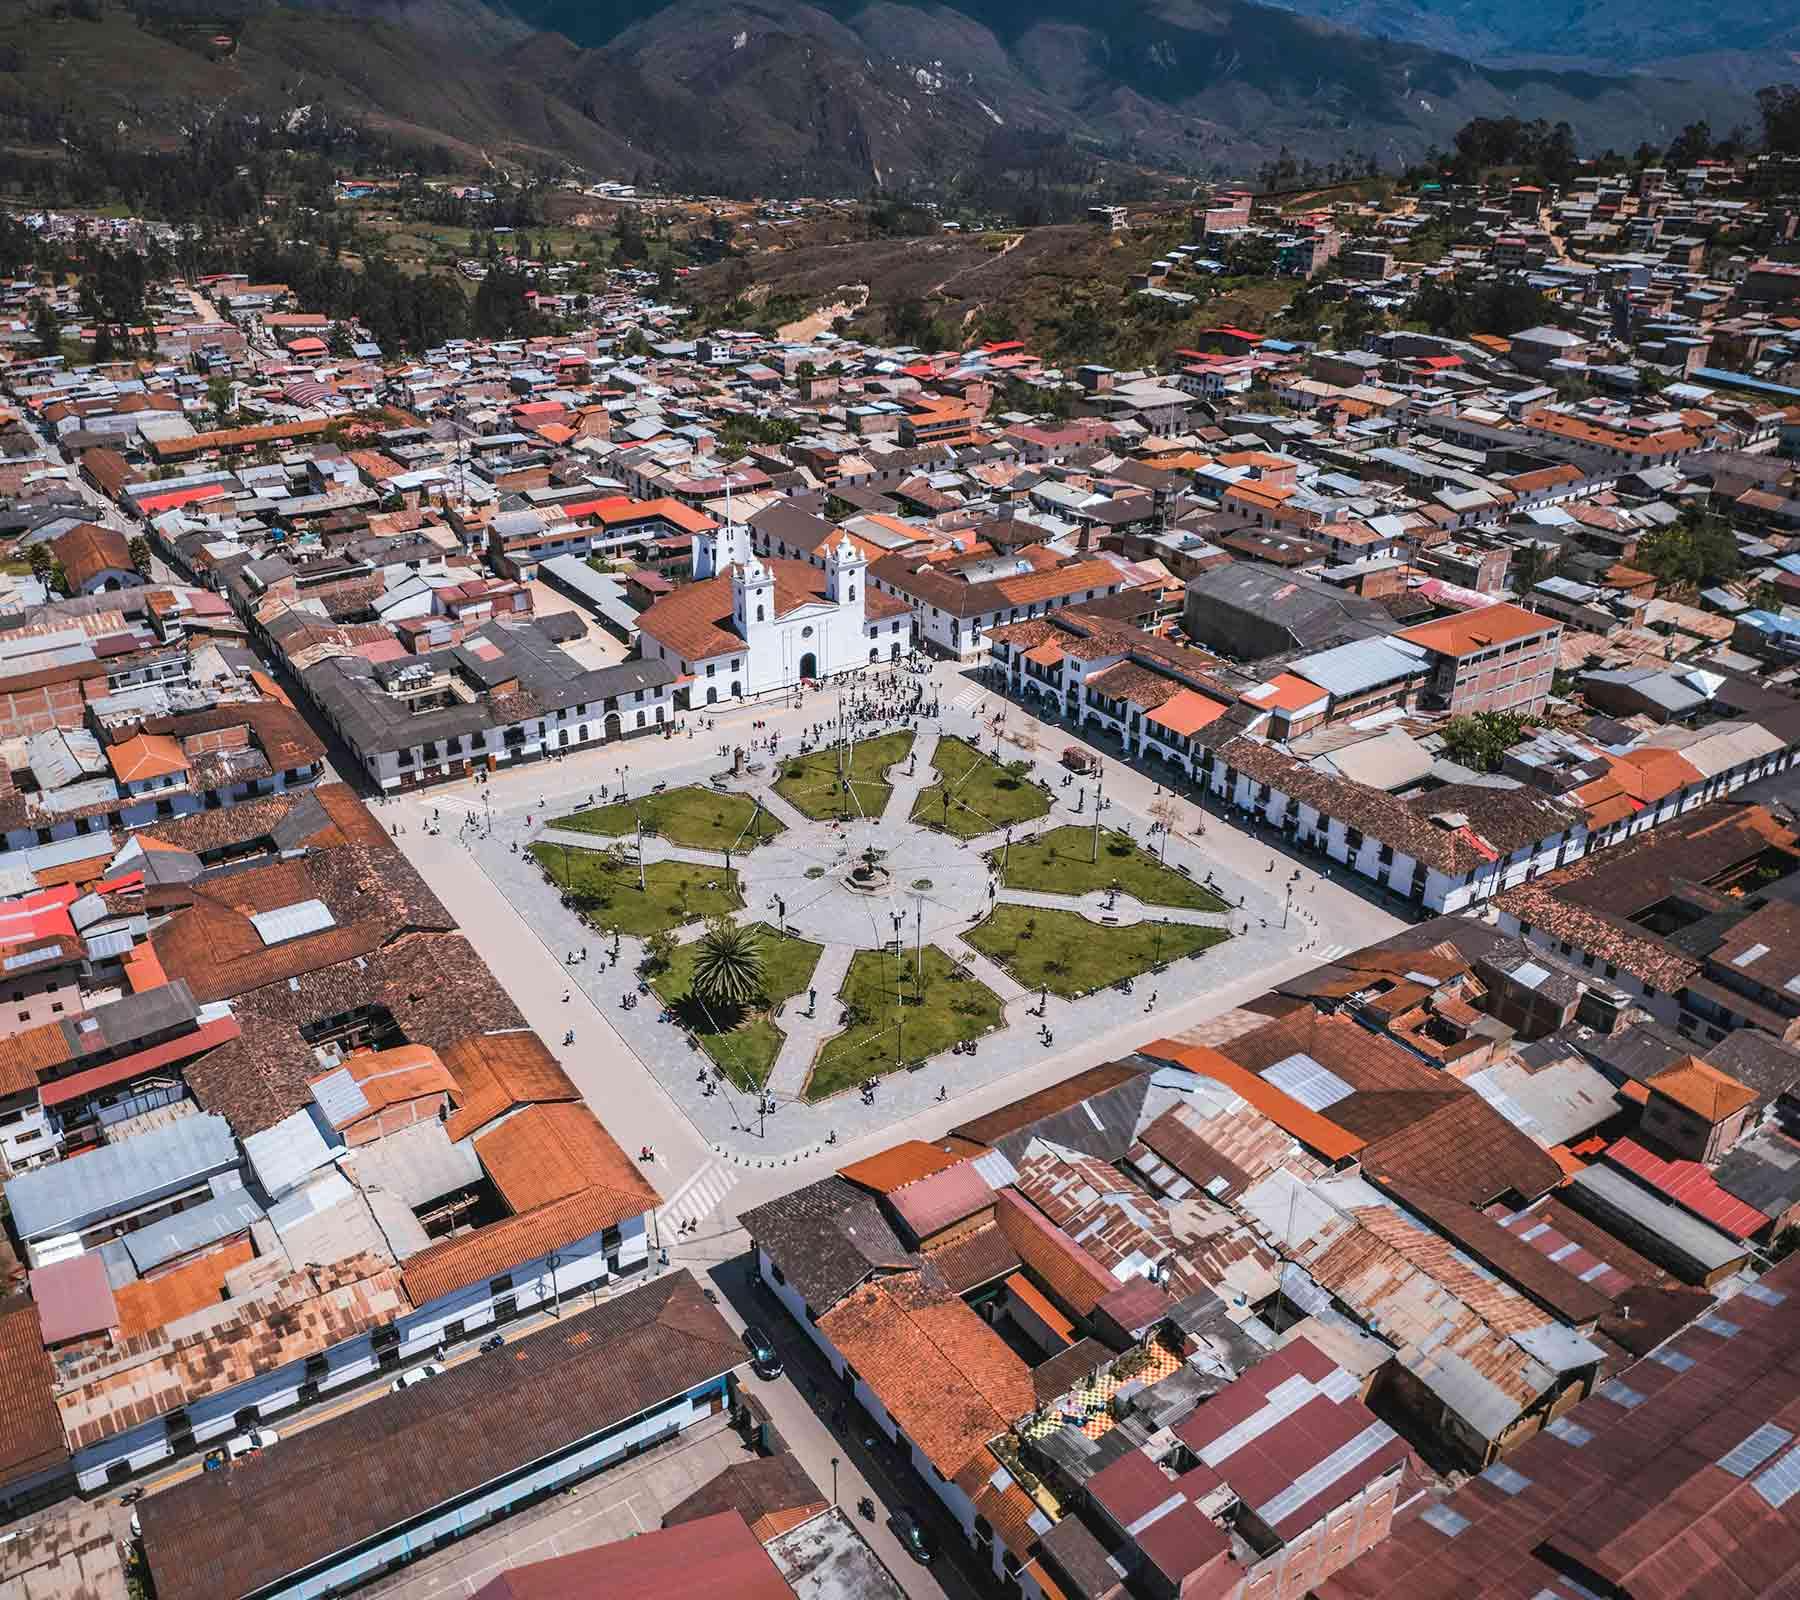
[
  {"left": 807, "top": 945, "right": 1002, "bottom": 1101},
  {"left": 909, "top": 736, "right": 1052, "bottom": 839},
  {"left": 553, "top": 786, "right": 783, "bottom": 853},
  {"left": 650, "top": 923, "right": 823, "bottom": 1090},
  {"left": 529, "top": 843, "right": 741, "bottom": 936},
  {"left": 994, "top": 826, "right": 1231, "bottom": 911},
  {"left": 966, "top": 905, "right": 1228, "bottom": 997},
  {"left": 774, "top": 732, "right": 915, "bottom": 821}
]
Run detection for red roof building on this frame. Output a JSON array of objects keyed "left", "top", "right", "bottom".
[
  {"left": 1603, "top": 1138, "right": 1770, "bottom": 1240},
  {"left": 470, "top": 1510, "right": 792, "bottom": 1600}
]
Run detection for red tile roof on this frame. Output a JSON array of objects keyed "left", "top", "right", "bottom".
[
  {"left": 471, "top": 1511, "right": 792, "bottom": 1600},
  {"left": 0, "top": 1296, "right": 69, "bottom": 1485}
]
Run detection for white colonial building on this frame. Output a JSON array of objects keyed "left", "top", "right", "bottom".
[{"left": 635, "top": 520, "right": 913, "bottom": 704}]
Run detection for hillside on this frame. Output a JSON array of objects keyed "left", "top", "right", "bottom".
[
  {"left": 0, "top": 0, "right": 1757, "bottom": 194},
  {"left": 681, "top": 218, "right": 1298, "bottom": 367}
]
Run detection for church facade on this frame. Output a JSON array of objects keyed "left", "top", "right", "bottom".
[{"left": 635, "top": 520, "right": 913, "bottom": 704}]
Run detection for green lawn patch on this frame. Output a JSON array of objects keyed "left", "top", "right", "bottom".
[
  {"left": 774, "top": 731, "right": 915, "bottom": 821},
  {"left": 649, "top": 923, "right": 823, "bottom": 1090},
  {"left": 529, "top": 843, "right": 741, "bottom": 936},
  {"left": 909, "top": 735, "right": 1052, "bottom": 839},
  {"left": 807, "top": 945, "right": 1003, "bottom": 1102},
  {"left": 966, "top": 905, "right": 1228, "bottom": 997},
  {"left": 552, "top": 786, "right": 782, "bottom": 852},
  {"left": 994, "top": 826, "right": 1230, "bottom": 911}
]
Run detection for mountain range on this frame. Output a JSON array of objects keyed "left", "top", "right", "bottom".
[{"left": 0, "top": 0, "right": 1766, "bottom": 193}]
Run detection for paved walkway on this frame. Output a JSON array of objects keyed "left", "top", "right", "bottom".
[
  {"left": 765, "top": 942, "right": 856, "bottom": 1098},
  {"left": 934, "top": 927, "right": 1027, "bottom": 1004},
  {"left": 879, "top": 730, "right": 940, "bottom": 824},
  {"left": 995, "top": 886, "right": 1233, "bottom": 930}
]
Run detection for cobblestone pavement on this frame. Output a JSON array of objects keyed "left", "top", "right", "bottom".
[{"left": 437, "top": 691, "right": 1315, "bottom": 1165}]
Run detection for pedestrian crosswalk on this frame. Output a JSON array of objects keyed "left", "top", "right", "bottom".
[
  {"left": 1310, "top": 943, "right": 1351, "bottom": 963},
  {"left": 656, "top": 1157, "right": 740, "bottom": 1236},
  {"left": 950, "top": 686, "right": 983, "bottom": 712}
]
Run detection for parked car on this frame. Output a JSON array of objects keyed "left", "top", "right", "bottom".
[
  {"left": 888, "top": 1508, "right": 934, "bottom": 1565},
  {"left": 390, "top": 1361, "right": 445, "bottom": 1392},
  {"left": 225, "top": 1428, "right": 279, "bottom": 1460},
  {"left": 741, "top": 1324, "right": 783, "bottom": 1380}
]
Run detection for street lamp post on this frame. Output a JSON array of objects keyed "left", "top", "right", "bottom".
[
  {"left": 831, "top": 1456, "right": 840, "bottom": 1507},
  {"left": 1092, "top": 768, "right": 1104, "bottom": 863},
  {"left": 913, "top": 892, "right": 925, "bottom": 1004},
  {"left": 891, "top": 910, "right": 906, "bottom": 1069}
]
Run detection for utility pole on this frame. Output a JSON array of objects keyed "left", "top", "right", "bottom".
[
  {"left": 637, "top": 815, "right": 645, "bottom": 892},
  {"left": 1092, "top": 768, "right": 1104, "bottom": 864}
]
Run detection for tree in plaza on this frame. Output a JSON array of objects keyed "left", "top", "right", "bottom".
[
  {"left": 642, "top": 928, "right": 679, "bottom": 975},
  {"left": 1440, "top": 711, "right": 1535, "bottom": 774},
  {"left": 691, "top": 917, "right": 767, "bottom": 1010}
]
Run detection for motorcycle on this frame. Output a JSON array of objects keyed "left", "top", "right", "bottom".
[
  {"left": 479, "top": 1334, "right": 505, "bottom": 1353},
  {"left": 857, "top": 1497, "right": 877, "bottom": 1521}
]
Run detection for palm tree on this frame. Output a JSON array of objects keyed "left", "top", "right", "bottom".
[{"left": 691, "top": 918, "right": 767, "bottom": 1010}]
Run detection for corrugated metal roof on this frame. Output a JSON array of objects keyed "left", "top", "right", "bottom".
[
  {"left": 4, "top": 1112, "right": 238, "bottom": 1241},
  {"left": 249, "top": 898, "right": 337, "bottom": 946},
  {"left": 309, "top": 1066, "right": 369, "bottom": 1127},
  {"left": 1603, "top": 1138, "right": 1769, "bottom": 1240},
  {"left": 121, "top": 1186, "right": 265, "bottom": 1273},
  {"left": 83, "top": 927, "right": 136, "bottom": 961},
  {"left": 1568, "top": 1163, "right": 1744, "bottom": 1272},
  {"left": 1289, "top": 636, "right": 1428, "bottom": 698},
  {"left": 19, "top": 832, "right": 116, "bottom": 873},
  {"left": 243, "top": 1107, "right": 343, "bottom": 1200}
]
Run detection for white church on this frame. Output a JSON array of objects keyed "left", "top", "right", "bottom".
[{"left": 634, "top": 519, "right": 914, "bottom": 704}]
